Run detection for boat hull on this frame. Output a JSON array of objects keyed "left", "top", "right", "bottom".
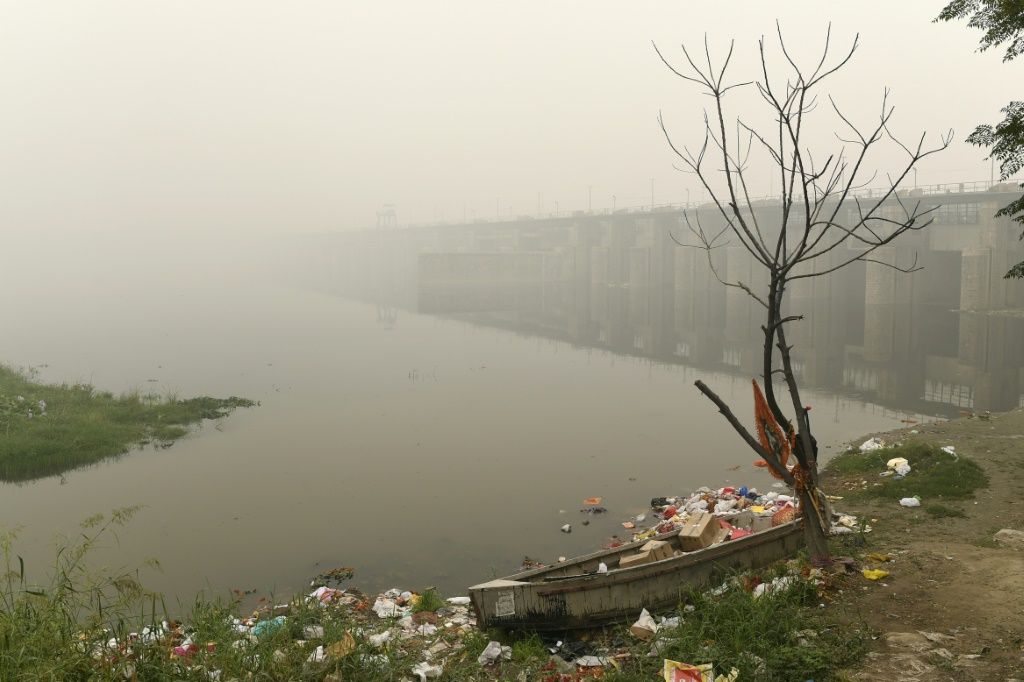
[{"left": 469, "top": 521, "right": 804, "bottom": 631}]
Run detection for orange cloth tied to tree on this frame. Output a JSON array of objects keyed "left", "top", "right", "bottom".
[{"left": 751, "top": 379, "right": 794, "bottom": 479}]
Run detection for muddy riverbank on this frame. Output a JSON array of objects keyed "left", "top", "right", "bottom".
[{"left": 824, "top": 408, "right": 1024, "bottom": 680}]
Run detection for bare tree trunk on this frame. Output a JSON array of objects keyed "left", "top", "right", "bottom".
[
  {"left": 655, "top": 25, "right": 951, "bottom": 565},
  {"left": 761, "top": 278, "right": 790, "bottom": 428},
  {"left": 796, "top": 485, "right": 830, "bottom": 559},
  {"left": 764, "top": 280, "right": 832, "bottom": 560},
  {"left": 773, "top": 310, "right": 832, "bottom": 559}
]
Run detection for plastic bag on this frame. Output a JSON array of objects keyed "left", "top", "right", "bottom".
[
  {"left": 252, "top": 616, "right": 286, "bottom": 638},
  {"left": 887, "top": 457, "right": 911, "bottom": 477},
  {"left": 477, "top": 641, "right": 511, "bottom": 665},
  {"left": 372, "top": 597, "right": 401, "bottom": 618},
  {"left": 368, "top": 631, "right": 391, "bottom": 647},
  {"left": 411, "top": 661, "right": 443, "bottom": 681},
  {"left": 630, "top": 608, "right": 658, "bottom": 639},
  {"left": 860, "top": 437, "right": 884, "bottom": 452},
  {"left": 663, "top": 660, "right": 714, "bottom": 681}
]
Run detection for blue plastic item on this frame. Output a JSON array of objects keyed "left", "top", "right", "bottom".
[{"left": 252, "top": 615, "right": 286, "bottom": 638}]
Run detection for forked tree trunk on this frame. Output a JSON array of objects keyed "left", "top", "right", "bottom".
[
  {"left": 797, "top": 484, "right": 830, "bottom": 559},
  {"left": 694, "top": 374, "right": 832, "bottom": 559}
]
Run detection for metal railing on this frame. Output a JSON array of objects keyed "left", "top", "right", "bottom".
[{"left": 398, "top": 178, "right": 1020, "bottom": 230}]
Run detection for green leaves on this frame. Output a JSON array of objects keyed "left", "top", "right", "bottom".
[
  {"left": 938, "top": 2, "right": 1024, "bottom": 276},
  {"left": 936, "top": 0, "right": 1024, "bottom": 62},
  {"left": 968, "top": 101, "right": 1024, "bottom": 180}
]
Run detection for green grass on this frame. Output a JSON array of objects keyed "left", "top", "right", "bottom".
[
  {"left": 0, "top": 515, "right": 870, "bottom": 682},
  {"left": 411, "top": 587, "right": 445, "bottom": 613},
  {"left": 827, "top": 441, "right": 988, "bottom": 503},
  {"left": 509, "top": 633, "right": 548, "bottom": 665},
  {"left": 601, "top": 576, "right": 869, "bottom": 682},
  {"left": 925, "top": 503, "right": 968, "bottom": 519},
  {"left": 0, "top": 513, "right": 496, "bottom": 681},
  {"left": 0, "top": 365, "right": 254, "bottom": 482}
]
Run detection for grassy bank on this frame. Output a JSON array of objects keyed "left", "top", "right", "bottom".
[
  {"left": 0, "top": 507, "right": 871, "bottom": 682},
  {"left": 0, "top": 365, "right": 254, "bottom": 483},
  {"left": 817, "top": 421, "right": 1024, "bottom": 679},
  {"left": 826, "top": 440, "right": 989, "bottom": 516}
]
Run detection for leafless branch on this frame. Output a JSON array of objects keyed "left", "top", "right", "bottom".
[
  {"left": 694, "top": 379, "right": 796, "bottom": 486},
  {"left": 658, "top": 24, "right": 947, "bottom": 555}
]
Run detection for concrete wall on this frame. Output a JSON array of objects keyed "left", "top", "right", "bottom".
[{"left": 297, "top": 185, "right": 1024, "bottom": 412}]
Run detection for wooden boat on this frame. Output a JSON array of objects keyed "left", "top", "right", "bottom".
[{"left": 468, "top": 520, "right": 803, "bottom": 631}]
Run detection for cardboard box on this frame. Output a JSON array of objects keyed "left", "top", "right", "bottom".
[
  {"left": 678, "top": 512, "right": 718, "bottom": 551},
  {"left": 727, "top": 510, "right": 754, "bottom": 529},
  {"left": 640, "top": 539, "right": 673, "bottom": 562},
  {"left": 618, "top": 550, "right": 653, "bottom": 569}
]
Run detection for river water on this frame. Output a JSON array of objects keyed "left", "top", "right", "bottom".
[{"left": 0, "top": 232, "right": 917, "bottom": 604}]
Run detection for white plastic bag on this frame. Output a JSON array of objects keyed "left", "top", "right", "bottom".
[
  {"left": 629, "top": 608, "right": 658, "bottom": 639},
  {"left": 372, "top": 597, "right": 400, "bottom": 618},
  {"left": 886, "top": 457, "right": 911, "bottom": 477},
  {"left": 477, "top": 641, "right": 511, "bottom": 665},
  {"left": 411, "top": 661, "right": 443, "bottom": 681},
  {"left": 899, "top": 496, "right": 921, "bottom": 507},
  {"left": 369, "top": 631, "right": 391, "bottom": 647},
  {"left": 860, "top": 437, "right": 884, "bottom": 452}
]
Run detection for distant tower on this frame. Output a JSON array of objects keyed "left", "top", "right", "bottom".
[{"left": 376, "top": 204, "right": 397, "bottom": 229}]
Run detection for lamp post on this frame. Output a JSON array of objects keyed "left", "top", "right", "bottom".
[{"left": 612, "top": 194, "right": 617, "bottom": 211}]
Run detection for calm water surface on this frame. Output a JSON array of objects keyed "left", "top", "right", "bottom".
[{"left": 0, "top": 240, "right": 916, "bottom": 602}]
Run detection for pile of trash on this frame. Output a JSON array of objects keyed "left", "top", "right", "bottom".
[
  {"left": 649, "top": 486, "right": 796, "bottom": 535},
  {"left": 554, "top": 482, "right": 869, "bottom": 562},
  {"left": 77, "top": 477, "right": 876, "bottom": 680},
  {"left": 595, "top": 485, "right": 801, "bottom": 553},
  {"left": 85, "top": 579, "right": 759, "bottom": 680},
  {"left": 81, "top": 584, "right": 481, "bottom": 681},
  {"left": 831, "top": 513, "right": 872, "bottom": 534}
]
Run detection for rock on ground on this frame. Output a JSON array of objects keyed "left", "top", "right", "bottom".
[{"left": 994, "top": 528, "right": 1024, "bottom": 550}]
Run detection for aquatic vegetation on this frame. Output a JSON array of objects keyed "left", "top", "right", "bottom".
[{"left": 0, "top": 365, "right": 254, "bottom": 483}]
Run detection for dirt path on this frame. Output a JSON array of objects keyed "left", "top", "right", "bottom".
[{"left": 825, "top": 408, "right": 1024, "bottom": 681}]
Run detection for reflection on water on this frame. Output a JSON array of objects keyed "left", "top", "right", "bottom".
[
  {"left": 305, "top": 193, "right": 1024, "bottom": 415},
  {"left": 0, "top": 269, "right": 918, "bottom": 602}
]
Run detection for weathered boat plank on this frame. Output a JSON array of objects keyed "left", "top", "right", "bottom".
[{"left": 469, "top": 521, "right": 804, "bottom": 631}]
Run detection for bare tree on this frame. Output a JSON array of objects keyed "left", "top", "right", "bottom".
[{"left": 654, "top": 25, "right": 952, "bottom": 559}]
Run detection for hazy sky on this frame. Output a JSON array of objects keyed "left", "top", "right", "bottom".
[{"left": 0, "top": 2, "right": 1015, "bottom": 235}]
